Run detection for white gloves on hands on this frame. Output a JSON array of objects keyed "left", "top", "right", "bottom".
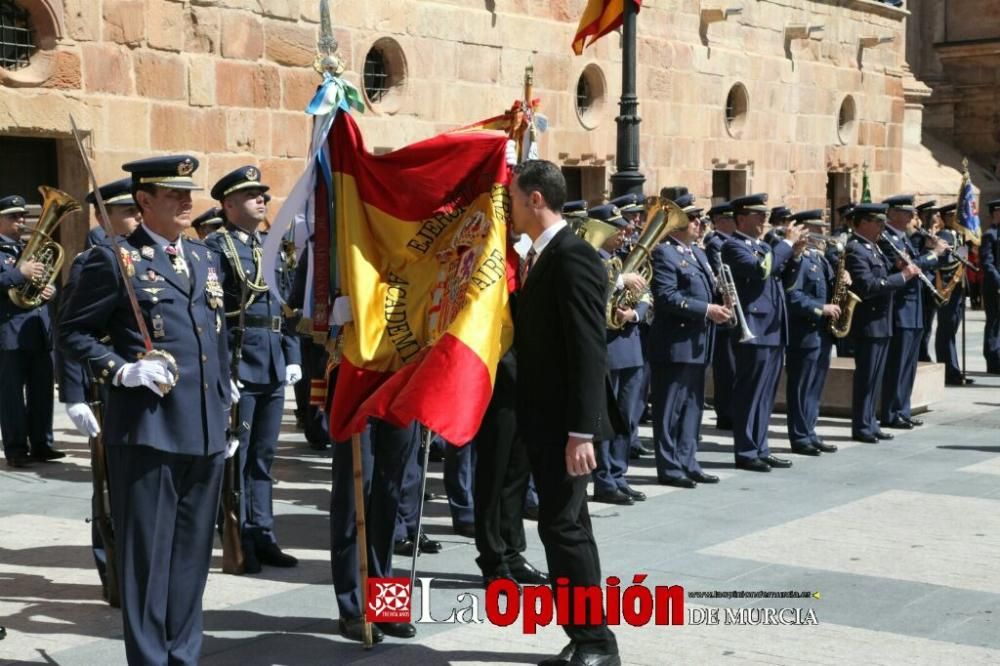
[
  {"left": 332, "top": 295, "right": 353, "bottom": 326},
  {"left": 285, "top": 364, "right": 303, "bottom": 386},
  {"left": 226, "top": 436, "right": 240, "bottom": 459},
  {"left": 229, "top": 378, "right": 241, "bottom": 406},
  {"left": 114, "top": 358, "right": 176, "bottom": 397},
  {"left": 505, "top": 139, "right": 518, "bottom": 166},
  {"left": 66, "top": 403, "right": 100, "bottom": 437}
]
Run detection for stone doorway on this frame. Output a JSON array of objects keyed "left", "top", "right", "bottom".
[
  {"left": 711, "top": 169, "right": 748, "bottom": 203},
  {"left": 561, "top": 165, "right": 607, "bottom": 206}
]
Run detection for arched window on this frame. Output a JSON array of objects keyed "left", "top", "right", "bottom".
[{"left": 0, "top": 0, "right": 35, "bottom": 71}]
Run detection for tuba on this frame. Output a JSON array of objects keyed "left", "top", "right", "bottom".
[
  {"left": 606, "top": 196, "right": 688, "bottom": 329},
  {"left": 828, "top": 248, "right": 861, "bottom": 338},
  {"left": 8, "top": 186, "right": 81, "bottom": 309}
]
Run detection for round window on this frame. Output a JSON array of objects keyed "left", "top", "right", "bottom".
[
  {"left": 838, "top": 95, "right": 857, "bottom": 145},
  {"left": 574, "top": 64, "right": 606, "bottom": 130},
  {"left": 724, "top": 83, "right": 749, "bottom": 138},
  {"left": 361, "top": 37, "right": 407, "bottom": 115}
]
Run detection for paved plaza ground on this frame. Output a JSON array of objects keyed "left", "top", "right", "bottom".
[{"left": 1, "top": 310, "right": 998, "bottom": 665}]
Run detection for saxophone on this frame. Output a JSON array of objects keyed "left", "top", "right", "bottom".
[{"left": 828, "top": 249, "right": 861, "bottom": 338}]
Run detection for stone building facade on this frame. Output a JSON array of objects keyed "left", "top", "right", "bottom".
[{"left": 0, "top": 0, "right": 977, "bottom": 262}]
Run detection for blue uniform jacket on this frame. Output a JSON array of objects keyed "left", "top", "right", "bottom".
[
  {"left": 878, "top": 225, "right": 937, "bottom": 330},
  {"left": 601, "top": 249, "right": 648, "bottom": 370},
  {"left": 205, "top": 224, "right": 300, "bottom": 385},
  {"left": 57, "top": 251, "right": 92, "bottom": 404},
  {"left": 784, "top": 249, "right": 833, "bottom": 350},
  {"left": 703, "top": 230, "right": 729, "bottom": 277},
  {"left": 982, "top": 227, "right": 1000, "bottom": 291},
  {"left": 720, "top": 231, "right": 793, "bottom": 347},
  {"left": 57, "top": 227, "right": 231, "bottom": 455},
  {"left": 0, "top": 234, "right": 52, "bottom": 351},
  {"left": 648, "top": 239, "right": 717, "bottom": 364},
  {"left": 846, "top": 233, "right": 907, "bottom": 339}
]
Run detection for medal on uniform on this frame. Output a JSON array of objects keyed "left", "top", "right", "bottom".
[
  {"left": 191, "top": 250, "right": 200, "bottom": 262},
  {"left": 152, "top": 314, "right": 165, "bottom": 339},
  {"left": 141, "top": 246, "right": 155, "bottom": 260},
  {"left": 119, "top": 247, "right": 136, "bottom": 278},
  {"left": 205, "top": 266, "right": 224, "bottom": 309}
]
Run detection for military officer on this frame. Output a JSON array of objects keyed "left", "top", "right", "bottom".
[
  {"left": 764, "top": 205, "right": 792, "bottom": 246},
  {"left": 703, "top": 201, "right": 737, "bottom": 430},
  {"left": 589, "top": 204, "right": 647, "bottom": 505},
  {"left": 878, "top": 195, "right": 946, "bottom": 429},
  {"left": 982, "top": 199, "right": 1000, "bottom": 373},
  {"left": 0, "top": 194, "right": 62, "bottom": 468},
  {"left": 845, "top": 203, "right": 921, "bottom": 443},
  {"left": 934, "top": 203, "right": 973, "bottom": 385},
  {"left": 721, "top": 194, "right": 801, "bottom": 472},
  {"left": 649, "top": 199, "right": 730, "bottom": 487},
  {"left": 58, "top": 155, "right": 234, "bottom": 664},
  {"left": 914, "top": 201, "right": 941, "bottom": 362},
  {"left": 191, "top": 207, "right": 223, "bottom": 240},
  {"left": 204, "top": 166, "right": 302, "bottom": 573},
  {"left": 783, "top": 210, "right": 841, "bottom": 455},
  {"left": 58, "top": 179, "right": 142, "bottom": 601}
]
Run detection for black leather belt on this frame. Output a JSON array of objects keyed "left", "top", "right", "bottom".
[{"left": 229, "top": 314, "right": 282, "bottom": 332}]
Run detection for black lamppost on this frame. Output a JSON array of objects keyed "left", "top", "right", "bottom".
[{"left": 610, "top": 0, "right": 645, "bottom": 198}]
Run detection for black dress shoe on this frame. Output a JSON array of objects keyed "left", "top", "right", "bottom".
[
  {"left": 569, "top": 651, "right": 621, "bottom": 666},
  {"left": 946, "top": 376, "right": 975, "bottom": 386},
  {"left": 418, "top": 532, "right": 442, "bottom": 554},
  {"left": 906, "top": 417, "right": 924, "bottom": 426},
  {"left": 393, "top": 538, "right": 415, "bottom": 557},
  {"left": 853, "top": 433, "right": 878, "bottom": 444},
  {"left": 658, "top": 476, "right": 697, "bottom": 488},
  {"left": 242, "top": 544, "right": 262, "bottom": 574},
  {"left": 539, "top": 641, "right": 576, "bottom": 666},
  {"left": 31, "top": 447, "right": 66, "bottom": 461},
  {"left": 763, "top": 455, "right": 793, "bottom": 469},
  {"left": 339, "top": 617, "right": 383, "bottom": 643},
  {"left": 593, "top": 489, "right": 634, "bottom": 505},
  {"left": 619, "top": 484, "right": 646, "bottom": 501},
  {"left": 790, "top": 443, "right": 821, "bottom": 456},
  {"left": 482, "top": 566, "right": 512, "bottom": 588},
  {"left": 6, "top": 454, "right": 33, "bottom": 468},
  {"left": 735, "top": 458, "right": 771, "bottom": 472},
  {"left": 688, "top": 471, "right": 719, "bottom": 484},
  {"left": 453, "top": 522, "right": 476, "bottom": 538},
  {"left": 813, "top": 441, "right": 838, "bottom": 453},
  {"left": 883, "top": 418, "right": 913, "bottom": 430},
  {"left": 874, "top": 431, "right": 894, "bottom": 441},
  {"left": 376, "top": 621, "right": 416, "bottom": 638},
  {"left": 258, "top": 542, "right": 298, "bottom": 567},
  {"left": 509, "top": 560, "right": 549, "bottom": 585},
  {"left": 308, "top": 439, "right": 330, "bottom": 451}
]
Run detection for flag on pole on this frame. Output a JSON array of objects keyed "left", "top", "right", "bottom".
[
  {"left": 956, "top": 157, "right": 981, "bottom": 246},
  {"left": 572, "top": 0, "right": 642, "bottom": 55},
  {"left": 860, "top": 164, "right": 872, "bottom": 204},
  {"left": 327, "top": 112, "right": 513, "bottom": 445}
]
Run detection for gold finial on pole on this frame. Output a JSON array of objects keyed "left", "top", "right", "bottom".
[{"left": 314, "top": 0, "right": 345, "bottom": 76}]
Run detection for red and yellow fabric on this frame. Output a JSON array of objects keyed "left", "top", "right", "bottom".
[
  {"left": 573, "top": 0, "right": 642, "bottom": 55},
  {"left": 327, "top": 112, "right": 513, "bottom": 445}
]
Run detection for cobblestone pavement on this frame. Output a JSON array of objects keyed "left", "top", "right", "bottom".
[{"left": 1, "top": 311, "right": 998, "bottom": 665}]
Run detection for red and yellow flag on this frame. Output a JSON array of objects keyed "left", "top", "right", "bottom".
[
  {"left": 327, "top": 112, "right": 513, "bottom": 444},
  {"left": 573, "top": 0, "right": 642, "bottom": 55}
]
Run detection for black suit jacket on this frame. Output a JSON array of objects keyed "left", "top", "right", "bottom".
[{"left": 514, "top": 226, "right": 621, "bottom": 444}]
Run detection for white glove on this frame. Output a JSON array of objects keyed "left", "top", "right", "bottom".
[
  {"left": 332, "top": 295, "right": 353, "bottom": 326},
  {"left": 505, "top": 139, "right": 518, "bottom": 166},
  {"left": 114, "top": 358, "right": 175, "bottom": 397},
  {"left": 226, "top": 436, "right": 240, "bottom": 459},
  {"left": 229, "top": 378, "right": 241, "bottom": 406},
  {"left": 527, "top": 141, "right": 539, "bottom": 160},
  {"left": 66, "top": 402, "right": 100, "bottom": 438},
  {"left": 285, "top": 363, "right": 302, "bottom": 386}
]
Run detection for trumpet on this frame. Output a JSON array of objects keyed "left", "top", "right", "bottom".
[
  {"left": 719, "top": 264, "right": 756, "bottom": 343},
  {"left": 879, "top": 232, "right": 947, "bottom": 307},
  {"left": 911, "top": 227, "right": 979, "bottom": 272}
]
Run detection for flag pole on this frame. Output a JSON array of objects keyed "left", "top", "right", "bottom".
[{"left": 409, "top": 426, "right": 434, "bottom": 590}]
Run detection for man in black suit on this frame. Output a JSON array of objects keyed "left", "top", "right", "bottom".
[{"left": 511, "top": 160, "right": 620, "bottom": 666}]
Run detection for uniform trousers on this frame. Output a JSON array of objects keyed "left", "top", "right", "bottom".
[
  {"left": 880, "top": 328, "right": 922, "bottom": 423},
  {"left": 650, "top": 362, "right": 706, "bottom": 481},
  {"left": 330, "top": 420, "right": 418, "bottom": 619},
  {"left": 786, "top": 340, "right": 831, "bottom": 445},
  {"left": 0, "top": 348, "right": 54, "bottom": 459},
  {"left": 935, "top": 286, "right": 965, "bottom": 381},
  {"left": 108, "top": 445, "right": 224, "bottom": 666},
  {"left": 592, "top": 365, "right": 643, "bottom": 494},
  {"left": 711, "top": 329, "right": 736, "bottom": 427},
  {"left": 236, "top": 380, "right": 285, "bottom": 548},
  {"left": 985, "top": 284, "right": 1000, "bottom": 371},
  {"left": 852, "top": 337, "right": 890, "bottom": 438},
  {"left": 732, "top": 344, "right": 783, "bottom": 463}
]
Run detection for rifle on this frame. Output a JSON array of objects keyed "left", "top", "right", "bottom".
[
  {"left": 221, "top": 282, "right": 250, "bottom": 575},
  {"left": 88, "top": 384, "right": 120, "bottom": 607}
]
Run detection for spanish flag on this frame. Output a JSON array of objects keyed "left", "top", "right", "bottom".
[
  {"left": 573, "top": 0, "right": 642, "bottom": 55},
  {"left": 327, "top": 112, "right": 514, "bottom": 444}
]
